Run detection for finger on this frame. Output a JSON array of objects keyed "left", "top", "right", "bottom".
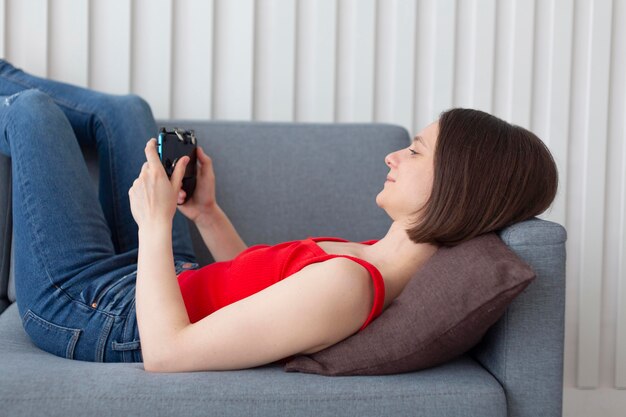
[
  {"left": 171, "top": 156, "right": 189, "bottom": 191},
  {"left": 144, "top": 138, "right": 161, "bottom": 167},
  {"left": 177, "top": 190, "right": 187, "bottom": 204},
  {"left": 197, "top": 146, "right": 211, "bottom": 163}
]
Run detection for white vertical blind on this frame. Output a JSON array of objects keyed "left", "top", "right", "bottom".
[
  {"left": 412, "top": 0, "right": 455, "bottom": 131},
  {"left": 0, "top": 0, "right": 6, "bottom": 58},
  {"left": 171, "top": 0, "right": 214, "bottom": 120},
  {"left": 132, "top": 0, "right": 173, "bottom": 118},
  {"left": 294, "top": 0, "right": 336, "bottom": 122},
  {"left": 374, "top": 0, "right": 417, "bottom": 130},
  {"left": 530, "top": 0, "right": 573, "bottom": 227},
  {"left": 253, "top": 0, "right": 296, "bottom": 121},
  {"left": 335, "top": 0, "right": 375, "bottom": 123},
  {"left": 1, "top": 0, "right": 626, "bottom": 411},
  {"left": 493, "top": 0, "right": 536, "bottom": 127},
  {"left": 610, "top": 0, "right": 626, "bottom": 390},
  {"left": 89, "top": 0, "right": 132, "bottom": 94},
  {"left": 212, "top": 0, "right": 254, "bottom": 120},
  {"left": 570, "top": 0, "right": 612, "bottom": 389},
  {"left": 48, "top": 0, "right": 88, "bottom": 87},
  {"left": 6, "top": 0, "right": 48, "bottom": 77},
  {"left": 454, "top": 0, "right": 496, "bottom": 114}
]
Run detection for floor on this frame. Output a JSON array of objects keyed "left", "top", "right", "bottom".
[{"left": 562, "top": 387, "right": 626, "bottom": 417}]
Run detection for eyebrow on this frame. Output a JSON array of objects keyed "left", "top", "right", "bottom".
[{"left": 413, "top": 135, "right": 428, "bottom": 149}]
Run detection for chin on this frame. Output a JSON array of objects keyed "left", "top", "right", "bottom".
[{"left": 375, "top": 192, "right": 386, "bottom": 210}]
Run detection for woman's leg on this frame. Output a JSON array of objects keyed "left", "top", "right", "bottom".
[
  {"left": 0, "top": 88, "right": 142, "bottom": 360},
  {"left": 0, "top": 60, "right": 195, "bottom": 261}
]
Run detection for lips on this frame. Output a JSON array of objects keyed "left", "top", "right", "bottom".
[{"left": 386, "top": 176, "right": 395, "bottom": 182}]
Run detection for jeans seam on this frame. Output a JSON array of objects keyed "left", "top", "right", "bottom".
[
  {"left": 97, "top": 114, "right": 123, "bottom": 252},
  {"left": 122, "top": 297, "right": 134, "bottom": 338},
  {"left": 95, "top": 314, "right": 114, "bottom": 362},
  {"left": 6, "top": 108, "right": 77, "bottom": 308},
  {"left": 122, "top": 297, "right": 137, "bottom": 362}
]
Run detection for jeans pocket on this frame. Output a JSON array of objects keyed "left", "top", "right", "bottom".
[
  {"left": 112, "top": 339, "right": 142, "bottom": 363},
  {"left": 22, "top": 309, "right": 82, "bottom": 359},
  {"left": 112, "top": 340, "right": 141, "bottom": 351},
  {"left": 80, "top": 269, "right": 137, "bottom": 310}
]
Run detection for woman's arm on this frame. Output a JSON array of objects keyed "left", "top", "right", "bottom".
[
  {"left": 129, "top": 139, "right": 369, "bottom": 372},
  {"left": 194, "top": 204, "right": 247, "bottom": 262},
  {"left": 135, "top": 224, "right": 191, "bottom": 368},
  {"left": 140, "top": 257, "right": 373, "bottom": 373}
]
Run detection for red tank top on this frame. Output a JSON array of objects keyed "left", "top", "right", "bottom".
[{"left": 176, "top": 236, "right": 385, "bottom": 332}]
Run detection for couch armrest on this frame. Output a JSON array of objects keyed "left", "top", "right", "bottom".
[{"left": 471, "top": 218, "right": 566, "bottom": 417}]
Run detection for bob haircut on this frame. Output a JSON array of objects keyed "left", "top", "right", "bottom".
[{"left": 407, "top": 108, "right": 558, "bottom": 247}]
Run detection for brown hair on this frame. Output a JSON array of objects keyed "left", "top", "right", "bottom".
[{"left": 407, "top": 108, "right": 558, "bottom": 247}]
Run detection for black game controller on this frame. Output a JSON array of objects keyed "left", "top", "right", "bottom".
[{"left": 157, "top": 127, "right": 197, "bottom": 204}]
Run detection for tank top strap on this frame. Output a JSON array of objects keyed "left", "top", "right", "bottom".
[
  {"left": 309, "top": 236, "right": 379, "bottom": 246},
  {"left": 308, "top": 236, "right": 350, "bottom": 243},
  {"left": 308, "top": 253, "right": 386, "bottom": 332}
]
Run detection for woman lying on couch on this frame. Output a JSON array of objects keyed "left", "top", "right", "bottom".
[{"left": 0, "top": 60, "right": 557, "bottom": 372}]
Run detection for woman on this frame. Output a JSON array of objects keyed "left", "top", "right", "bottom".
[{"left": 0, "top": 60, "right": 557, "bottom": 372}]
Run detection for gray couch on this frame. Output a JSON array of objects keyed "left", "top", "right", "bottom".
[{"left": 0, "top": 121, "right": 566, "bottom": 417}]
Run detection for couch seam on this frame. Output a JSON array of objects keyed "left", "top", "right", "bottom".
[{"left": 1, "top": 391, "right": 505, "bottom": 402}]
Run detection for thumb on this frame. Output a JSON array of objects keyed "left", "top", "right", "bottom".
[
  {"left": 197, "top": 146, "right": 211, "bottom": 162},
  {"left": 171, "top": 156, "right": 189, "bottom": 191}
]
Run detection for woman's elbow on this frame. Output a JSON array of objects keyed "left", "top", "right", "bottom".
[
  {"left": 142, "top": 346, "right": 179, "bottom": 373},
  {"left": 143, "top": 353, "right": 169, "bottom": 373}
]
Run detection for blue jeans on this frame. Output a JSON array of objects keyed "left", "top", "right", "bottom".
[{"left": 0, "top": 60, "right": 199, "bottom": 362}]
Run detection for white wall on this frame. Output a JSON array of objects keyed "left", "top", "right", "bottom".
[{"left": 1, "top": 0, "right": 626, "bottom": 414}]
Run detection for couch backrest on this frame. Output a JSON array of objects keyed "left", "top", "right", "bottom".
[
  {"left": 168, "top": 121, "right": 412, "bottom": 265},
  {"left": 2, "top": 121, "right": 410, "bottom": 305}
]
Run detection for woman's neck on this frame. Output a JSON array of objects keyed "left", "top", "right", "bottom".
[{"left": 362, "top": 221, "right": 439, "bottom": 298}]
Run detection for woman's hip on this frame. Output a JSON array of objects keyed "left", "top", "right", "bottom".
[{"left": 18, "top": 258, "right": 199, "bottom": 364}]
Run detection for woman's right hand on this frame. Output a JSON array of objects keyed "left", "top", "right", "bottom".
[{"left": 176, "top": 146, "right": 218, "bottom": 223}]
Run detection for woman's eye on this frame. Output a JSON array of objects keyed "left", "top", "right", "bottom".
[{"left": 409, "top": 148, "right": 418, "bottom": 155}]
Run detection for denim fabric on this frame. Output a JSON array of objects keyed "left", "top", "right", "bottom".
[{"left": 0, "top": 60, "right": 198, "bottom": 362}]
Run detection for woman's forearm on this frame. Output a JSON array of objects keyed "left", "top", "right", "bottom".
[
  {"left": 195, "top": 204, "right": 247, "bottom": 261},
  {"left": 135, "top": 223, "right": 189, "bottom": 369}
]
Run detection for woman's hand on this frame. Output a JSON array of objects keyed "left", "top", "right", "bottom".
[
  {"left": 175, "top": 145, "right": 218, "bottom": 223},
  {"left": 129, "top": 138, "right": 190, "bottom": 230}
]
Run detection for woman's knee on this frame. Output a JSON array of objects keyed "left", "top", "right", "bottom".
[
  {"left": 101, "top": 93, "right": 153, "bottom": 119},
  {"left": 4, "top": 88, "right": 55, "bottom": 112},
  {"left": 2, "top": 89, "right": 66, "bottom": 128}
]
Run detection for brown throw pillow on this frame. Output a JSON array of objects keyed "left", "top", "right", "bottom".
[{"left": 282, "top": 232, "right": 535, "bottom": 376}]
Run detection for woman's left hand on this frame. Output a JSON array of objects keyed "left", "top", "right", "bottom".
[{"left": 129, "top": 138, "right": 190, "bottom": 231}]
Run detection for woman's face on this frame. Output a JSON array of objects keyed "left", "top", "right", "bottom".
[{"left": 376, "top": 120, "right": 438, "bottom": 223}]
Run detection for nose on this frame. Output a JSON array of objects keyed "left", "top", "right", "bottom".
[{"left": 385, "top": 149, "right": 400, "bottom": 168}]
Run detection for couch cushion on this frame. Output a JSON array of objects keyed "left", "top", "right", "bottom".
[
  {"left": 283, "top": 228, "right": 535, "bottom": 376},
  {"left": 0, "top": 303, "right": 506, "bottom": 417}
]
